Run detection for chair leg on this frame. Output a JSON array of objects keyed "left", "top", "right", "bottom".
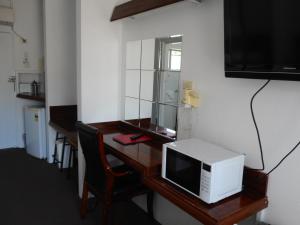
[
  {"left": 147, "top": 191, "right": 154, "bottom": 220},
  {"left": 60, "top": 137, "right": 66, "bottom": 172},
  {"left": 67, "top": 146, "right": 73, "bottom": 179},
  {"left": 102, "top": 182, "right": 113, "bottom": 225},
  {"left": 80, "top": 180, "right": 89, "bottom": 218},
  {"left": 102, "top": 193, "right": 113, "bottom": 225},
  {"left": 52, "top": 132, "right": 59, "bottom": 164}
]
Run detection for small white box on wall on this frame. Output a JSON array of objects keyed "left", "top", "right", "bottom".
[{"left": 0, "top": 6, "right": 14, "bottom": 26}]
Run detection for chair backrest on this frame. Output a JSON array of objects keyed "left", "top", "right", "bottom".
[{"left": 76, "top": 121, "right": 108, "bottom": 190}]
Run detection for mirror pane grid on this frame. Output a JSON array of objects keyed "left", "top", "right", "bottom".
[{"left": 124, "top": 35, "right": 183, "bottom": 139}]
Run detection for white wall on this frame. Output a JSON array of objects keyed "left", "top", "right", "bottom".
[
  {"left": 12, "top": 0, "right": 44, "bottom": 147},
  {"left": 77, "top": 0, "right": 122, "bottom": 123},
  {"left": 76, "top": 0, "right": 122, "bottom": 194},
  {"left": 75, "top": 0, "right": 300, "bottom": 224},
  {"left": 121, "top": 1, "right": 300, "bottom": 225},
  {"left": 44, "top": 0, "right": 77, "bottom": 161},
  {"left": 13, "top": 0, "right": 44, "bottom": 72}
]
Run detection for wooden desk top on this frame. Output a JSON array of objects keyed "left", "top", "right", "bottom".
[
  {"left": 91, "top": 121, "right": 170, "bottom": 176},
  {"left": 144, "top": 176, "right": 268, "bottom": 225},
  {"left": 90, "top": 121, "right": 269, "bottom": 225}
]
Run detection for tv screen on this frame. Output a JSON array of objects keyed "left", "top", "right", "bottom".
[{"left": 224, "top": 0, "right": 300, "bottom": 81}]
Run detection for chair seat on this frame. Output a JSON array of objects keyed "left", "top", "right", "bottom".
[
  {"left": 113, "top": 165, "right": 146, "bottom": 197},
  {"left": 88, "top": 164, "right": 146, "bottom": 199}
]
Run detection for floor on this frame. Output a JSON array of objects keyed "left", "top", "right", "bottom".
[{"left": 0, "top": 149, "right": 160, "bottom": 225}]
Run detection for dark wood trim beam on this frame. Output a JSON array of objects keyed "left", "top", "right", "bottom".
[{"left": 111, "top": 0, "right": 184, "bottom": 21}]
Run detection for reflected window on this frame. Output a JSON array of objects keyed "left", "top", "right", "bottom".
[{"left": 169, "top": 49, "right": 182, "bottom": 71}]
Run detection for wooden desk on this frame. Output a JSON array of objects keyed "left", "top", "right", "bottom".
[
  {"left": 90, "top": 121, "right": 269, "bottom": 225},
  {"left": 144, "top": 176, "right": 268, "bottom": 225}
]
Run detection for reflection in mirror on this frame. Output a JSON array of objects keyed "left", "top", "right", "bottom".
[
  {"left": 125, "top": 70, "right": 140, "bottom": 99},
  {"left": 140, "top": 71, "right": 156, "bottom": 101},
  {"left": 124, "top": 97, "right": 139, "bottom": 121},
  {"left": 158, "top": 103, "right": 177, "bottom": 131},
  {"left": 124, "top": 35, "right": 182, "bottom": 139},
  {"left": 140, "top": 100, "right": 156, "bottom": 124},
  {"left": 159, "top": 71, "right": 180, "bottom": 105},
  {"left": 158, "top": 37, "right": 181, "bottom": 106},
  {"left": 126, "top": 40, "right": 141, "bottom": 70}
]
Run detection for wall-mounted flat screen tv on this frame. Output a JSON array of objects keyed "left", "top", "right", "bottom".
[{"left": 224, "top": 0, "right": 300, "bottom": 81}]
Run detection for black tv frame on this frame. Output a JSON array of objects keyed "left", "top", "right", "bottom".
[{"left": 224, "top": 0, "right": 300, "bottom": 81}]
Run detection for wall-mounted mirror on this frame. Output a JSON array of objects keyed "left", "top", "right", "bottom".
[{"left": 124, "top": 35, "right": 183, "bottom": 138}]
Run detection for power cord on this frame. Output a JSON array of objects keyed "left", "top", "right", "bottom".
[
  {"left": 250, "top": 80, "right": 271, "bottom": 171},
  {"left": 267, "top": 140, "right": 300, "bottom": 175},
  {"left": 12, "top": 26, "right": 27, "bottom": 43},
  {"left": 250, "top": 79, "right": 300, "bottom": 175}
]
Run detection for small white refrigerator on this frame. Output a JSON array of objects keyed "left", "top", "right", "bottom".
[{"left": 24, "top": 106, "right": 47, "bottom": 159}]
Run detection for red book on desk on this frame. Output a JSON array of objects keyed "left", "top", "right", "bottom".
[{"left": 113, "top": 134, "right": 152, "bottom": 145}]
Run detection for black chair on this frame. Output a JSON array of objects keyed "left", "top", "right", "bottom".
[{"left": 76, "top": 121, "right": 154, "bottom": 225}]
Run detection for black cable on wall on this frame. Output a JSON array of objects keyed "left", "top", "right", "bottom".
[
  {"left": 250, "top": 79, "right": 300, "bottom": 175},
  {"left": 250, "top": 80, "right": 271, "bottom": 171}
]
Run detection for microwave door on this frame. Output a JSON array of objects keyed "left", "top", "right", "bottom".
[{"left": 165, "top": 148, "right": 202, "bottom": 196}]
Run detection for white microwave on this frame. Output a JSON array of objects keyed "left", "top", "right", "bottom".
[{"left": 162, "top": 139, "right": 245, "bottom": 204}]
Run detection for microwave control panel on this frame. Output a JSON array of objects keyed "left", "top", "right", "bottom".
[{"left": 200, "top": 163, "right": 211, "bottom": 201}]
